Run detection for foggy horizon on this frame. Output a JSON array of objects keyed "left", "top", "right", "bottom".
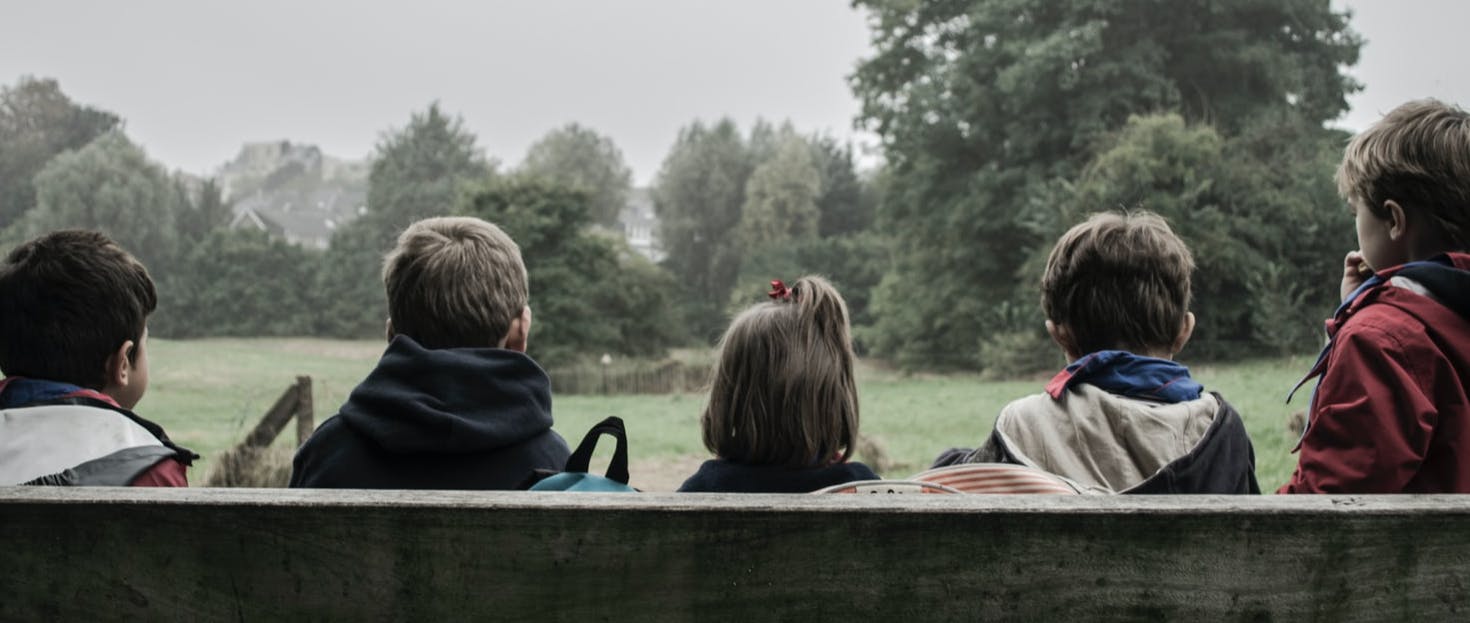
[{"left": 3, "top": 0, "right": 1468, "bottom": 186}]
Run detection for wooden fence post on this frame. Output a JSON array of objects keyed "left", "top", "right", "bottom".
[
  {"left": 242, "top": 382, "right": 301, "bottom": 449},
  {"left": 294, "top": 376, "right": 314, "bottom": 447}
]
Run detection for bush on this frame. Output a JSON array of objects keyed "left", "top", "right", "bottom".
[{"left": 978, "top": 329, "right": 1062, "bottom": 380}]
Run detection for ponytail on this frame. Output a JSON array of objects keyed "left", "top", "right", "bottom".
[{"left": 702, "top": 275, "right": 860, "bottom": 468}]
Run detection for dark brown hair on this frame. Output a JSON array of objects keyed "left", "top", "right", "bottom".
[
  {"left": 0, "top": 230, "right": 157, "bottom": 389},
  {"left": 700, "top": 276, "right": 859, "bottom": 468},
  {"left": 1337, "top": 98, "right": 1470, "bottom": 251},
  {"left": 1041, "top": 211, "right": 1194, "bottom": 355},
  {"left": 383, "top": 216, "right": 529, "bottom": 349}
]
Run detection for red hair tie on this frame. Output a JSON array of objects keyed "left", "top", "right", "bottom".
[{"left": 767, "top": 279, "right": 792, "bottom": 301}]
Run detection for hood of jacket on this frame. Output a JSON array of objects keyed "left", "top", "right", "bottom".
[
  {"left": 992, "top": 386, "right": 1257, "bottom": 494},
  {"left": 338, "top": 335, "right": 555, "bottom": 454},
  {"left": 1378, "top": 252, "right": 1470, "bottom": 322}
]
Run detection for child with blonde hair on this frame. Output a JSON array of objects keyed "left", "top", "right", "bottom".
[
  {"left": 678, "top": 276, "right": 879, "bottom": 492},
  {"left": 291, "top": 216, "right": 570, "bottom": 489}
]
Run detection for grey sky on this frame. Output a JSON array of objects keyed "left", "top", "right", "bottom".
[{"left": 2, "top": 1, "right": 1466, "bottom": 186}]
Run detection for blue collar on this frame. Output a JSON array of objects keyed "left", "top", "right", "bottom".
[
  {"left": 0, "top": 377, "right": 89, "bottom": 409},
  {"left": 1045, "top": 350, "right": 1203, "bottom": 403}
]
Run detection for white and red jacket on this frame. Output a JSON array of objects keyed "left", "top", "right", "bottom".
[{"left": 0, "top": 378, "right": 194, "bottom": 486}]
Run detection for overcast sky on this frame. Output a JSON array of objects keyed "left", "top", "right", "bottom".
[{"left": 2, "top": 1, "right": 1466, "bottom": 187}]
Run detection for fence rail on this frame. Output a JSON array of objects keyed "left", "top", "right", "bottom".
[{"left": 548, "top": 359, "right": 709, "bottom": 395}]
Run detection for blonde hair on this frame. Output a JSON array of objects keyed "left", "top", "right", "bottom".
[
  {"left": 1338, "top": 99, "right": 1470, "bottom": 250},
  {"left": 1041, "top": 211, "right": 1194, "bottom": 355},
  {"left": 701, "top": 276, "right": 858, "bottom": 469},
  {"left": 382, "top": 216, "right": 528, "bottom": 349}
]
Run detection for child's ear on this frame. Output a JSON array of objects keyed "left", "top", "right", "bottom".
[
  {"left": 102, "top": 339, "right": 136, "bottom": 395},
  {"left": 1170, "top": 312, "right": 1196, "bottom": 358},
  {"left": 1045, "top": 320, "right": 1082, "bottom": 361},
  {"left": 501, "top": 306, "right": 532, "bottom": 352},
  {"left": 1384, "top": 199, "right": 1408, "bottom": 241},
  {"left": 385, "top": 317, "right": 396, "bottom": 342}
]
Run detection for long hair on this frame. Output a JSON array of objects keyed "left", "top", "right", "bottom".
[{"left": 700, "top": 276, "right": 859, "bottom": 468}]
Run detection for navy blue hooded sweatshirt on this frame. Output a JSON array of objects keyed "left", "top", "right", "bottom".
[{"left": 290, "top": 335, "right": 570, "bottom": 489}]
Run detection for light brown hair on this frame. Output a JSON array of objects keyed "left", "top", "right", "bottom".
[
  {"left": 382, "top": 216, "right": 528, "bottom": 350},
  {"left": 1338, "top": 99, "right": 1470, "bottom": 250},
  {"left": 0, "top": 230, "right": 156, "bottom": 389},
  {"left": 701, "top": 276, "right": 858, "bottom": 468},
  {"left": 1041, "top": 211, "right": 1194, "bottom": 355}
]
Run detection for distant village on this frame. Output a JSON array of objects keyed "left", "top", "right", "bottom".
[{"left": 221, "top": 141, "right": 662, "bottom": 261}]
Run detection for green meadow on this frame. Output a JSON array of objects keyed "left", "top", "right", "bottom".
[{"left": 146, "top": 338, "right": 1313, "bottom": 492}]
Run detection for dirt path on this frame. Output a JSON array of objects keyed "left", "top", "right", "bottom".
[{"left": 628, "top": 454, "right": 707, "bottom": 492}]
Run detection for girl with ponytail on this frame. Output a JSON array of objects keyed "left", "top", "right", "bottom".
[{"left": 677, "top": 276, "right": 878, "bottom": 492}]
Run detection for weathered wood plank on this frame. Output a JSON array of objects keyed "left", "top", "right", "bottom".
[{"left": 2, "top": 489, "right": 1468, "bottom": 621}]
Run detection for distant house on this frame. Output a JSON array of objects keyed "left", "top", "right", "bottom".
[
  {"left": 229, "top": 187, "right": 365, "bottom": 250},
  {"left": 620, "top": 188, "right": 663, "bottom": 262},
  {"left": 220, "top": 141, "right": 367, "bottom": 249}
]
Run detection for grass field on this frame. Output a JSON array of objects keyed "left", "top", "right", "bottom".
[{"left": 145, "top": 338, "right": 1314, "bottom": 491}]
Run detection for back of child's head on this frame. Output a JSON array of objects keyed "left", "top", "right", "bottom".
[
  {"left": 383, "top": 216, "right": 528, "bottom": 350},
  {"left": 701, "top": 276, "right": 858, "bottom": 469},
  {"left": 1338, "top": 99, "right": 1470, "bottom": 251},
  {"left": 0, "top": 230, "right": 157, "bottom": 389},
  {"left": 1041, "top": 211, "right": 1194, "bottom": 355}
]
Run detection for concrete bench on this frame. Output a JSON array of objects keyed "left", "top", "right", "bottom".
[{"left": 3, "top": 488, "right": 1468, "bottom": 620}]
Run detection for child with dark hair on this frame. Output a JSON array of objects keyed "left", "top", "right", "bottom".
[
  {"left": 678, "top": 276, "right": 879, "bottom": 492},
  {"left": 1281, "top": 99, "right": 1470, "bottom": 493},
  {"left": 940, "top": 211, "right": 1259, "bottom": 494},
  {"left": 0, "top": 230, "right": 196, "bottom": 486}
]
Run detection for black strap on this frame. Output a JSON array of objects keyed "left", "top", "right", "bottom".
[{"left": 566, "top": 416, "right": 630, "bottom": 484}]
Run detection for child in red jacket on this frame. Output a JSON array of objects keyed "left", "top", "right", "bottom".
[{"left": 1281, "top": 99, "right": 1470, "bottom": 493}]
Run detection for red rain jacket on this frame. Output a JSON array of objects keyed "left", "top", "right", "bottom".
[{"left": 1281, "top": 253, "right": 1470, "bottom": 493}]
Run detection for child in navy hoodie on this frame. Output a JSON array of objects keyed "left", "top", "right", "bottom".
[
  {"left": 290, "top": 217, "right": 570, "bottom": 489},
  {"left": 678, "top": 276, "right": 878, "bottom": 493}
]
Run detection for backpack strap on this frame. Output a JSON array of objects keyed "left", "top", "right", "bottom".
[{"left": 566, "top": 416, "right": 630, "bottom": 485}]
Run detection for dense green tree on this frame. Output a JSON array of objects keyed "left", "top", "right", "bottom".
[
  {"left": 23, "top": 131, "right": 181, "bottom": 272},
  {"left": 852, "top": 0, "right": 1362, "bottom": 370},
  {"left": 739, "top": 133, "right": 821, "bottom": 246},
  {"left": 174, "top": 177, "right": 233, "bottom": 244},
  {"left": 1063, "top": 114, "right": 1352, "bottom": 360},
  {"left": 652, "top": 119, "right": 753, "bottom": 340},
  {"left": 365, "top": 103, "right": 492, "bottom": 235},
  {"left": 0, "top": 77, "right": 120, "bottom": 231},
  {"left": 466, "top": 177, "right": 684, "bottom": 366},
  {"left": 733, "top": 231, "right": 890, "bottom": 345},
  {"left": 810, "top": 135, "right": 870, "bottom": 237},
  {"left": 155, "top": 228, "right": 321, "bottom": 337},
  {"left": 317, "top": 103, "right": 493, "bottom": 338},
  {"left": 518, "top": 123, "right": 634, "bottom": 227}
]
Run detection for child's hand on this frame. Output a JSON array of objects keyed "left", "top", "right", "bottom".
[{"left": 1341, "top": 250, "right": 1373, "bottom": 302}]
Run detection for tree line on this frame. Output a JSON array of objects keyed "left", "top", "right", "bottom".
[{"left": 0, "top": 0, "right": 1367, "bottom": 374}]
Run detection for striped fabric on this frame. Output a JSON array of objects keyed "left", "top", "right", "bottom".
[
  {"left": 910, "top": 464, "right": 1081, "bottom": 494},
  {"left": 813, "top": 480, "right": 961, "bottom": 494}
]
